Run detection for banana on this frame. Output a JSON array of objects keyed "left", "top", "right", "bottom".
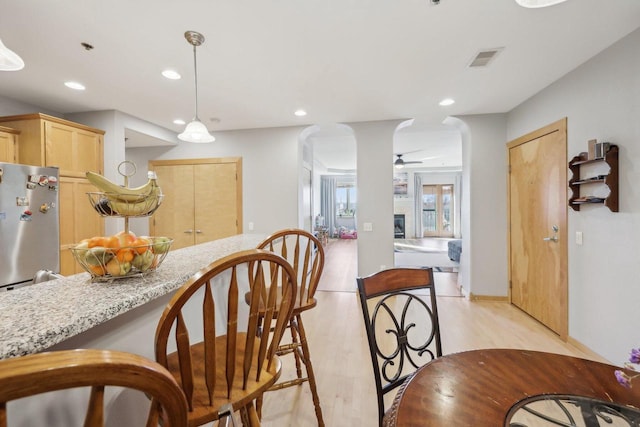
[
  {"left": 108, "top": 185, "right": 163, "bottom": 216},
  {"left": 86, "top": 171, "right": 159, "bottom": 202}
]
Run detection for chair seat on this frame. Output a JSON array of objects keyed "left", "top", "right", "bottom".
[{"left": 165, "top": 333, "right": 282, "bottom": 426}]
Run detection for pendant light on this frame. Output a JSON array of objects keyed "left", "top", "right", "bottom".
[
  {"left": 178, "top": 31, "right": 215, "bottom": 143},
  {"left": 0, "top": 38, "right": 25, "bottom": 71}
]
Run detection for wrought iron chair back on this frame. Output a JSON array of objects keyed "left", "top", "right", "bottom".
[{"left": 357, "top": 267, "right": 442, "bottom": 427}]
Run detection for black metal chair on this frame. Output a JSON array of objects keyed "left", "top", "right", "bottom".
[{"left": 357, "top": 267, "right": 442, "bottom": 427}]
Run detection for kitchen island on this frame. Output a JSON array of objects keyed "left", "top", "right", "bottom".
[
  {"left": 0, "top": 233, "right": 269, "bottom": 426},
  {"left": 0, "top": 233, "right": 265, "bottom": 360}
]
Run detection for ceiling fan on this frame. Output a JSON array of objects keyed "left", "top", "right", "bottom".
[{"left": 394, "top": 153, "right": 422, "bottom": 169}]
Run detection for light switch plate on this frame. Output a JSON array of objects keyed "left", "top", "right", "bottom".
[
  {"left": 363, "top": 222, "right": 373, "bottom": 231},
  {"left": 576, "top": 231, "right": 583, "bottom": 245}
]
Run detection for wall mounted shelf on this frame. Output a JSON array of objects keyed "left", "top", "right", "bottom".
[{"left": 568, "top": 145, "right": 618, "bottom": 212}]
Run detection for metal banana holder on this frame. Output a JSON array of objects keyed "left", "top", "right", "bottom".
[{"left": 71, "top": 161, "right": 172, "bottom": 282}]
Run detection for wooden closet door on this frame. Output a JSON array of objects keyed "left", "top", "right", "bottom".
[
  {"left": 508, "top": 119, "right": 567, "bottom": 338},
  {"left": 152, "top": 164, "right": 196, "bottom": 250},
  {"left": 194, "top": 162, "right": 239, "bottom": 244}
]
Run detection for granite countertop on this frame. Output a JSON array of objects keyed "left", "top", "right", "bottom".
[{"left": 0, "top": 234, "right": 265, "bottom": 360}]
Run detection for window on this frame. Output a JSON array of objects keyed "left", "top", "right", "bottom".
[
  {"left": 336, "top": 181, "right": 357, "bottom": 217},
  {"left": 422, "top": 184, "right": 454, "bottom": 237}
]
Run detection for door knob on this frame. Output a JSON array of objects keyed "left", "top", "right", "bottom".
[{"left": 543, "top": 225, "right": 559, "bottom": 242}]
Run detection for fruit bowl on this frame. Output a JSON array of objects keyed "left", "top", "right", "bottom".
[
  {"left": 87, "top": 192, "right": 164, "bottom": 217},
  {"left": 70, "top": 235, "right": 173, "bottom": 281}
]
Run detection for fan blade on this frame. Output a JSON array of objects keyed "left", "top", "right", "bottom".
[
  {"left": 404, "top": 160, "right": 423, "bottom": 164},
  {"left": 394, "top": 149, "right": 424, "bottom": 156}
]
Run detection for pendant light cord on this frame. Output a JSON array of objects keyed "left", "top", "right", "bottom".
[{"left": 192, "top": 43, "right": 199, "bottom": 121}]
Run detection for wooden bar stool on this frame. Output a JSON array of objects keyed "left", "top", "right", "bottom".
[
  {"left": 154, "top": 248, "right": 297, "bottom": 427},
  {"left": 253, "top": 228, "right": 325, "bottom": 426},
  {"left": 0, "top": 348, "right": 189, "bottom": 427}
]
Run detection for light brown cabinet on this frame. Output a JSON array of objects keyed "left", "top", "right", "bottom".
[
  {"left": 0, "top": 113, "right": 105, "bottom": 275},
  {"left": 0, "top": 125, "right": 20, "bottom": 163},
  {"left": 149, "top": 158, "right": 243, "bottom": 250}
]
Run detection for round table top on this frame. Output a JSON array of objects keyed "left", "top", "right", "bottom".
[{"left": 386, "top": 348, "right": 640, "bottom": 427}]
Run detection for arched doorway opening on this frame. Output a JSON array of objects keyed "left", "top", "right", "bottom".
[
  {"left": 392, "top": 119, "right": 463, "bottom": 291},
  {"left": 298, "top": 123, "right": 357, "bottom": 292}
]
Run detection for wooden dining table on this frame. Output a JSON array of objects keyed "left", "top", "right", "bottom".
[{"left": 384, "top": 348, "right": 640, "bottom": 426}]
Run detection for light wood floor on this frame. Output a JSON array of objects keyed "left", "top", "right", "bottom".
[{"left": 260, "top": 239, "right": 607, "bottom": 427}]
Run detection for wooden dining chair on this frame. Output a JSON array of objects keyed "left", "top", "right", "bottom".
[
  {"left": 357, "top": 267, "right": 442, "bottom": 427},
  {"left": 252, "top": 228, "right": 325, "bottom": 426},
  {"left": 154, "top": 248, "right": 297, "bottom": 427},
  {"left": 0, "top": 348, "right": 189, "bottom": 427}
]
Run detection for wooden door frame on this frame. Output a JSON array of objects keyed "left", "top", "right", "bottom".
[{"left": 506, "top": 118, "right": 568, "bottom": 340}]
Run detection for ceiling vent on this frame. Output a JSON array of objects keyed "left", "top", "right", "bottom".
[{"left": 468, "top": 48, "right": 503, "bottom": 68}]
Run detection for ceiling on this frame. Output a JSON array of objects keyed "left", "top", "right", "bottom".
[{"left": 1, "top": 0, "right": 640, "bottom": 164}]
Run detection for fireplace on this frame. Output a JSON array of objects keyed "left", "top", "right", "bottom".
[{"left": 394, "top": 214, "right": 405, "bottom": 239}]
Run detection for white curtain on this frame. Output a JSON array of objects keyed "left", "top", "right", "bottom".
[
  {"left": 321, "top": 176, "right": 337, "bottom": 237},
  {"left": 413, "top": 173, "right": 423, "bottom": 238}
]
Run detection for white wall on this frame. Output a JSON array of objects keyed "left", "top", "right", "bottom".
[
  {"left": 507, "top": 28, "right": 640, "bottom": 363},
  {"left": 447, "top": 114, "right": 509, "bottom": 298},
  {"left": 0, "top": 95, "right": 59, "bottom": 117},
  {"left": 352, "top": 120, "right": 404, "bottom": 276},
  {"left": 125, "top": 125, "right": 304, "bottom": 237}
]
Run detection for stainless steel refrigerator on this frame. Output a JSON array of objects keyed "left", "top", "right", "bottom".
[{"left": 0, "top": 162, "right": 60, "bottom": 290}]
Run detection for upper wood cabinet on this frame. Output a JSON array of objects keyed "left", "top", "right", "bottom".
[
  {"left": 0, "top": 125, "right": 20, "bottom": 163},
  {"left": 0, "top": 113, "right": 104, "bottom": 177},
  {"left": 0, "top": 113, "right": 106, "bottom": 275}
]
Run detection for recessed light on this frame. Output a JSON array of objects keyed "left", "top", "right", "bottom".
[
  {"left": 64, "top": 81, "right": 85, "bottom": 91},
  {"left": 439, "top": 98, "right": 455, "bottom": 106},
  {"left": 294, "top": 109, "right": 307, "bottom": 117},
  {"left": 162, "top": 69, "right": 181, "bottom": 80},
  {"left": 173, "top": 119, "right": 186, "bottom": 125}
]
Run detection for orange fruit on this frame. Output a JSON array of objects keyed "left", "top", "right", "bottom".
[
  {"left": 115, "top": 230, "right": 137, "bottom": 247},
  {"left": 115, "top": 248, "right": 134, "bottom": 263},
  {"left": 89, "top": 264, "right": 106, "bottom": 276},
  {"left": 131, "top": 238, "right": 150, "bottom": 254},
  {"left": 87, "top": 236, "right": 107, "bottom": 248},
  {"left": 103, "top": 236, "right": 120, "bottom": 249}
]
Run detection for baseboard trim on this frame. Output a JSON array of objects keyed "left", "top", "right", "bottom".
[
  {"left": 567, "top": 336, "right": 610, "bottom": 363},
  {"left": 469, "top": 293, "right": 509, "bottom": 302}
]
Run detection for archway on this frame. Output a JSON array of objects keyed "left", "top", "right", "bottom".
[
  {"left": 298, "top": 123, "right": 356, "bottom": 237},
  {"left": 392, "top": 119, "right": 463, "bottom": 279}
]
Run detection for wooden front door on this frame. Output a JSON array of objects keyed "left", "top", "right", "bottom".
[
  {"left": 507, "top": 119, "right": 568, "bottom": 338},
  {"left": 150, "top": 158, "right": 242, "bottom": 250}
]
